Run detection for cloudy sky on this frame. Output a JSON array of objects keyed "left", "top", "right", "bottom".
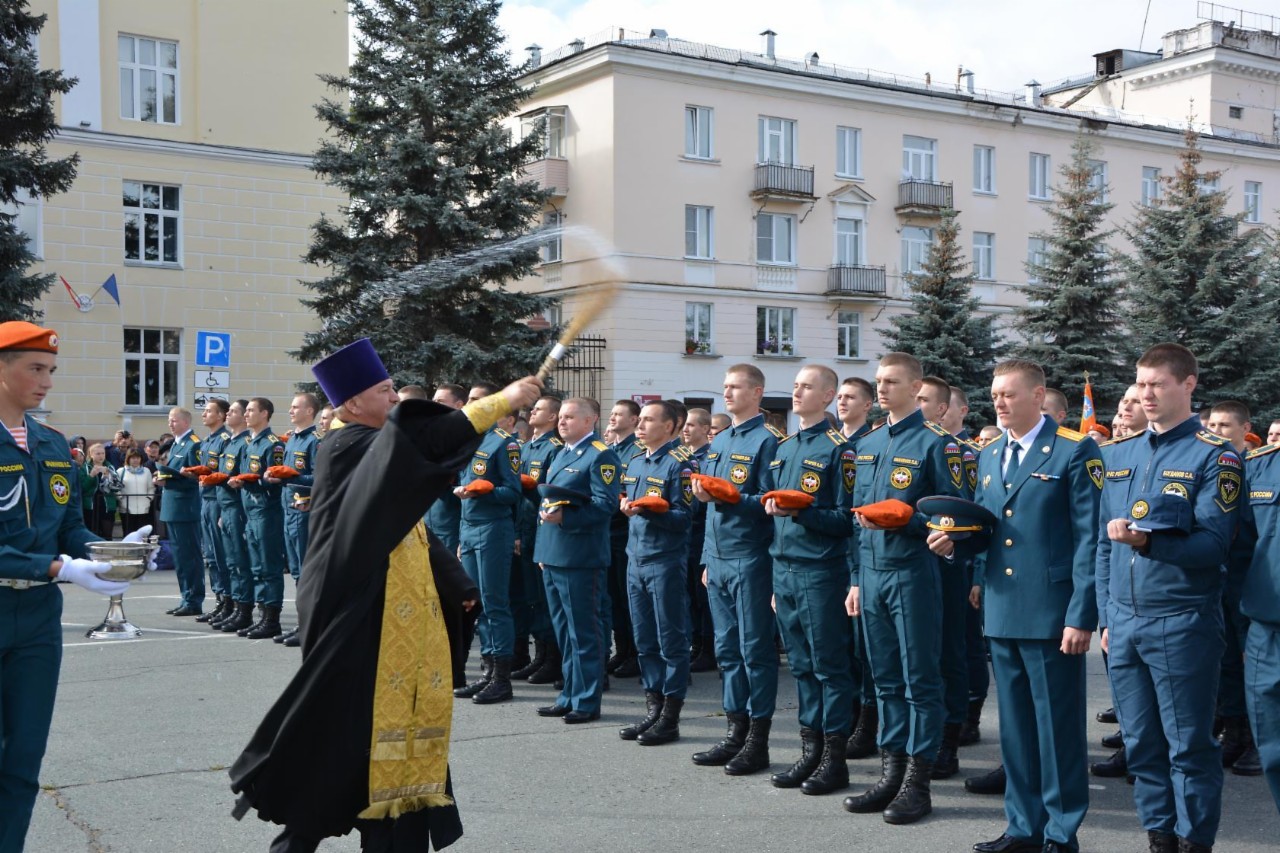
[{"left": 494, "top": 0, "right": 1203, "bottom": 92}]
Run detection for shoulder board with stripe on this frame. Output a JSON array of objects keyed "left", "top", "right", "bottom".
[
  {"left": 1247, "top": 444, "right": 1280, "bottom": 461},
  {"left": 766, "top": 424, "right": 786, "bottom": 439},
  {"left": 496, "top": 428, "right": 512, "bottom": 439},
  {"left": 960, "top": 436, "right": 982, "bottom": 452},
  {"left": 191, "top": 434, "right": 201, "bottom": 443},
  {"left": 592, "top": 440, "right": 608, "bottom": 451},
  {"left": 668, "top": 447, "right": 689, "bottom": 461},
  {"left": 1056, "top": 426, "right": 1085, "bottom": 442},
  {"left": 1101, "top": 431, "right": 1142, "bottom": 447},
  {"left": 267, "top": 434, "right": 280, "bottom": 443},
  {"left": 778, "top": 433, "right": 796, "bottom": 444},
  {"left": 825, "top": 429, "right": 846, "bottom": 445},
  {"left": 549, "top": 437, "right": 564, "bottom": 446},
  {"left": 923, "top": 421, "right": 950, "bottom": 438},
  {"left": 1195, "top": 430, "right": 1227, "bottom": 447}
]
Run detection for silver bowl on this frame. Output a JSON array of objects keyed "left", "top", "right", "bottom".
[{"left": 87, "top": 540, "right": 157, "bottom": 581}]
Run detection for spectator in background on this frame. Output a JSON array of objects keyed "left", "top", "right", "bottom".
[
  {"left": 68, "top": 434, "right": 87, "bottom": 455},
  {"left": 153, "top": 439, "right": 174, "bottom": 539},
  {"left": 105, "top": 429, "right": 132, "bottom": 468},
  {"left": 82, "top": 442, "right": 120, "bottom": 539},
  {"left": 117, "top": 449, "right": 154, "bottom": 536}
]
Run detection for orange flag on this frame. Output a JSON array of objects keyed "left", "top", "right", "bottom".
[{"left": 1079, "top": 373, "right": 1096, "bottom": 434}]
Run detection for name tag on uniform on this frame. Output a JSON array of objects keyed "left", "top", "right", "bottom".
[
  {"left": 856, "top": 454, "right": 876, "bottom": 463},
  {"left": 801, "top": 458, "right": 827, "bottom": 470},
  {"left": 769, "top": 460, "right": 782, "bottom": 469},
  {"left": 646, "top": 476, "right": 665, "bottom": 485},
  {"left": 891, "top": 456, "right": 921, "bottom": 467},
  {"left": 1160, "top": 470, "right": 1196, "bottom": 482},
  {"left": 41, "top": 460, "right": 72, "bottom": 470},
  {"left": 1106, "top": 469, "right": 1132, "bottom": 479},
  {"left": 730, "top": 453, "right": 754, "bottom": 462}
]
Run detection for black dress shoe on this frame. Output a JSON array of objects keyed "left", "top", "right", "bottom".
[
  {"left": 1090, "top": 748, "right": 1128, "bottom": 778},
  {"left": 274, "top": 628, "right": 296, "bottom": 644},
  {"left": 170, "top": 605, "right": 202, "bottom": 617},
  {"left": 1101, "top": 730, "right": 1124, "bottom": 749},
  {"left": 563, "top": 710, "right": 600, "bottom": 724},
  {"left": 164, "top": 605, "right": 181, "bottom": 615},
  {"left": 537, "top": 704, "right": 571, "bottom": 717},
  {"left": 964, "top": 763, "right": 1007, "bottom": 794},
  {"left": 282, "top": 632, "right": 300, "bottom": 648},
  {"left": 1097, "top": 706, "right": 1117, "bottom": 724},
  {"left": 1040, "top": 843, "right": 1073, "bottom": 853},
  {"left": 973, "top": 834, "right": 1042, "bottom": 853}
]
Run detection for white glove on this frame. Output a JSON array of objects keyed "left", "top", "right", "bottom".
[
  {"left": 121, "top": 525, "right": 158, "bottom": 570},
  {"left": 57, "top": 555, "right": 129, "bottom": 596}
]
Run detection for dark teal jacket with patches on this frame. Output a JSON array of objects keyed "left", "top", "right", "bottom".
[{"left": 768, "top": 421, "right": 856, "bottom": 567}]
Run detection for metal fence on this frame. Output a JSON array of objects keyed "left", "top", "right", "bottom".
[{"left": 550, "top": 334, "right": 607, "bottom": 401}]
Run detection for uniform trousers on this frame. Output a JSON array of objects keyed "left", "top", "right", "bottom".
[
  {"left": 199, "top": 498, "right": 228, "bottom": 598},
  {"left": 706, "top": 553, "right": 778, "bottom": 718},
  {"left": 543, "top": 564, "right": 604, "bottom": 714},
  {"left": 774, "top": 559, "right": 854, "bottom": 735},
  {"left": 459, "top": 518, "right": 515, "bottom": 658},
  {"left": 219, "top": 503, "right": 253, "bottom": 604},
  {"left": 965, "top": 562, "right": 991, "bottom": 702},
  {"left": 513, "top": 520, "right": 553, "bottom": 645},
  {"left": 1245, "top": 620, "right": 1280, "bottom": 813},
  {"left": 939, "top": 556, "right": 971, "bottom": 725},
  {"left": 168, "top": 519, "right": 205, "bottom": 610},
  {"left": 283, "top": 507, "right": 309, "bottom": 583},
  {"left": 627, "top": 557, "right": 690, "bottom": 699},
  {"left": 245, "top": 505, "right": 285, "bottom": 608}
]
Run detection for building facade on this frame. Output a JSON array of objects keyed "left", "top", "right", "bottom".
[{"left": 17, "top": 0, "right": 347, "bottom": 439}]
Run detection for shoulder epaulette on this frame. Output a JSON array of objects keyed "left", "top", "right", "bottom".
[
  {"left": 669, "top": 446, "right": 690, "bottom": 461},
  {"left": 923, "top": 421, "right": 950, "bottom": 439},
  {"left": 960, "top": 436, "right": 982, "bottom": 452},
  {"left": 191, "top": 434, "right": 201, "bottom": 443},
  {"left": 766, "top": 424, "right": 786, "bottom": 439},
  {"left": 592, "top": 440, "right": 608, "bottom": 452},
  {"left": 1101, "top": 431, "right": 1142, "bottom": 447},
  {"left": 1195, "top": 430, "right": 1227, "bottom": 447},
  {"left": 825, "top": 428, "right": 846, "bottom": 446},
  {"left": 1056, "top": 426, "right": 1085, "bottom": 442},
  {"left": 496, "top": 428, "right": 511, "bottom": 439},
  {"left": 549, "top": 436, "right": 563, "bottom": 446},
  {"left": 778, "top": 433, "right": 796, "bottom": 444},
  {"left": 1247, "top": 443, "right": 1280, "bottom": 461},
  {"left": 268, "top": 434, "right": 280, "bottom": 443}
]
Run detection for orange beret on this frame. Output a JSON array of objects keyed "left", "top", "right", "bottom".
[
  {"left": 463, "top": 479, "right": 495, "bottom": 495},
  {"left": 520, "top": 473, "right": 538, "bottom": 490},
  {"left": 629, "top": 495, "right": 670, "bottom": 513},
  {"left": 853, "top": 498, "right": 915, "bottom": 528},
  {"left": 201, "top": 472, "right": 230, "bottom": 486},
  {"left": 231, "top": 473, "right": 260, "bottom": 484},
  {"left": 690, "top": 473, "right": 741, "bottom": 504},
  {"left": 762, "top": 489, "right": 815, "bottom": 510},
  {"left": 0, "top": 321, "right": 58, "bottom": 354},
  {"left": 1089, "top": 424, "right": 1111, "bottom": 439},
  {"left": 182, "top": 465, "right": 214, "bottom": 477},
  {"left": 1246, "top": 432, "right": 1262, "bottom": 446},
  {"left": 266, "top": 465, "right": 299, "bottom": 479}
]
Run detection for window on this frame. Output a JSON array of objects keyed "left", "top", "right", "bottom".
[
  {"left": 1245, "top": 181, "right": 1262, "bottom": 223},
  {"left": 756, "top": 306, "right": 795, "bottom": 355},
  {"left": 973, "top": 232, "right": 995, "bottom": 280},
  {"left": 118, "top": 35, "right": 178, "bottom": 124},
  {"left": 543, "top": 304, "right": 562, "bottom": 328},
  {"left": 902, "top": 136, "right": 937, "bottom": 181},
  {"left": 1029, "top": 153, "right": 1051, "bottom": 200},
  {"left": 973, "top": 145, "right": 995, "bottom": 194},
  {"left": 837, "top": 311, "right": 861, "bottom": 358},
  {"left": 756, "top": 213, "right": 795, "bottom": 264},
  {"left": 758, "top": 116, "right": 796, "bottom": 165},
  {"left": 900, "top": 226, "right": 934, "bottom": 274},
  {"left": 835, "top": 216, "right": 864, "bottom": 265},
  {"left": 836, "top": 126, "right": 862, "bottom": 178},
  {"left": 1141, "top": 167, "right": 1161, "bottom": 207},
  {"left": 521, "top": 107, "right": 566, "bottom": 158},
  {"left": 1086, "top": 159, "right": 1108, "bottom": 201},
  {"left": 1, "top": 190, "right": 42, "bottom": 258},
  {"left": 686, "top": 302, "right": 712, "bottom": 353},
  {"left": 123, "top": 180, "right": 180, "bottom": 264},
  {"left": 1026, "top": 237, "right": 1048, "bottom": 283},
  {"left": 124, "top": 328, "right": 180, "bottom": 408},
  {"left": 1198, "top": 175, "right": 1220, "bottom": 193},
  {"left": 541, "top": 212, "right": 561, "bottom": 263},
  {"left": 685, "top": 205, "right": 713, "bottom": 259},
  {"left": 684, "top": 105, "right": 713, "bottom": 159},
  {"left": 1229, "top": 105, "right": 1244, "bottom": 120}
]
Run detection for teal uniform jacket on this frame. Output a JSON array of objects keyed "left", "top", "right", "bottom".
[
  {"left": 533, "top": 436, "right": 621, "bottom": 568},
  {"left": 281, "top": 425, "right": 318, "bottom": 509},
  {"left": 160, "top": 429, "right": 202, "bottom": 522},
  {"left": 519, "top": 431, "right": 563, "bottom": 533},
  {"left": 200, "top": 425, "right": 232, "bottom": 503},
  {"left": 768, "top": 421, "right": 856, "bottom": 565},
  {"left": 701, "top": 413, "right": 778, "bottom": 559},
  {"left": 216, "top": 430, "right": 250, "bottom": 511},
  {"left": 621, "top": 439, "right": 694, "bottom": 564},
  {"left": 0, "top": 417, "right": 98, "bottom": 578},
  {"left": 238, "top": 430, "right": 286, "bottom": 514},
  {"left": 1240, "top": 445, "right": 1280, "bottom": 627},
  {"left": 458, "top": 427, "right": 521, "bottom": 524}
]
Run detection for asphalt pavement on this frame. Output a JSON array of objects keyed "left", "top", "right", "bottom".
[{"left": 26, "top": 572, "right": 1280, "bottom": 852}]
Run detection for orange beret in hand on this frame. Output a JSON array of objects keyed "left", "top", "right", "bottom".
[
  {"left": 629, "top": 495, "right": 670, "bottom": 513},
  {"left": 231, "top": 473, "right": 260, "bottom": 484},
  {"left": 690, "top": 473, "right": 741, "bottom": 504},
  {"left": 182, "top": 465, "right": 214, "bottom": 476},
  {"left": 201, "top": 472, "right": 230, "bottom": 486},
  {"left": 761, "top": 490, "right": 815, "bottom": 510},
  {"left": 463, "top": 479, "right": 495, "bottom": 496},
  {"left": 853, "top": 498, "right": 915, "bottom": 528},
  {"left": 266, "top": 465, "right": 299, "bottom": 479},
  {"left": 520, "top": 474, "right": 538, "bottom": 490}
]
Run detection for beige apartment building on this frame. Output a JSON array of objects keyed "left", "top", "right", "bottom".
[
  {"left": 515, "top": 18, "right": 1280, "bottom": 422},
  {"left": 15, "top": 0, "right": 347, "bottom": 439}
]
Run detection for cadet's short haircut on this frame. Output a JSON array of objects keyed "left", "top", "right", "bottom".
[
  {"left": 207, "top": 398, "right": 230, "bottom": 416},
  {"left": 726, "top": 363, "right": 766, "bottom": 389},
  {"left": 1138, "top": 343, "right": 1198, "bottom": 381},
  {"left": 536, "top": 394, "right": 562, "bottom": 414},
  {"left": 949, "top": 385, "right": 969, "bottom": 409},
  {"left": 920, "top": 375, "right": 951, "bottom": 401},
  {"left": 1211, "top": 400, "right": 1251, "bottom": 425},
  {"left": 249, "top": 397, "right": 274, "bottom": 418},
  {"left": 435, "top": 383, "right": 466, "bottom": 405},
  {"left": 994, "top": 359, "right": 1047, "bottom": 388},
  {"left": 687, "top": 407, "right": 712, "bottom": 427},
  {"left": 169, "top": 406, "right": 193, "bottom": 423},
  {"left": 565, "top": 397, "right": 600, "bottom": 418},
  {"left": 613, "top": 399, "right": 641, "bottom": 418},
  {"left": 397, "top": 385, "right": 427, "bottom": 400},
  {"left": 643, "top": 400, "right": 680, "bottom": 427},
  {"left": 841, "top": 377, "right": 874, "bottom": 399},
  {"left": 470, "top": 381, "right": 500, "bottom": 398},
  {"left": 880, "top": 352, "right": 923, "bottom": 381},
  {"left": 233, "top": 399, "right": 250, "bottom": 413},
  {"left": 800, "top": 364, "right": 839, "bottom": 391},
  {"left": 1044, "top": 388, "right": 1068, "bottom": 416},
  {"left": 663, "top": 399, "right": 687, "bottom": 431},
  {"left": 710, "top": 413, "right": 731, "bottom": 430},
  {"left": 293, "top": 392, "right": 320, "bottom": 413}
]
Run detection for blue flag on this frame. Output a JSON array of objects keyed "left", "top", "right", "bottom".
[{"left": 101, "top": 274, "right": 120, "bottom": 305}]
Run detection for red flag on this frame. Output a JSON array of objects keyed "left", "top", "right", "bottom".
[
  {"left": 1079, "top": 374, "right": 1096, "bottom": 434},
  {"left": 59, "top": 275, "right": 80, "bottom": 306}
]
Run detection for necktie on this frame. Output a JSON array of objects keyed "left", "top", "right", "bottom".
[{"left": 1004, "top": 442, "right": 1022, "bottom": 488}]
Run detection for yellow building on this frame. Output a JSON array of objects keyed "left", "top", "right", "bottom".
[{"left": 19, "top": 0, "right": 348, "bottom": 439}]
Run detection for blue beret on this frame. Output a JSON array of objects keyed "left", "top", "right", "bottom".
[
  {"left": 310, "top": 338, "right": 390, "bottom": 406},
  {"left": 918, "top": 495, "right": 998, "bottom": 560},
  {"left": 1128, "top": 492, "right": 1192, "bottom": 533}
]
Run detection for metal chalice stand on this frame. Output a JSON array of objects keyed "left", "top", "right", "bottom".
[{"left": 84, "top": 539, "right": 158, "bottom": 640}]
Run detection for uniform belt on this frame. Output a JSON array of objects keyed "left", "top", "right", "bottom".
[{"left": 0, "top": 578, "right": 53, "bottom": 590}]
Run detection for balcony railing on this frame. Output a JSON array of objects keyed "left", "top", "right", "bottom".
[
  {"left": 826, "top": 264, "right": 887, "bottom": 296},
  {"left": 521, "top": 157, "right": 569, "bottom": 196},
  {"left": 896, "top": 179, "right": 952, "bottom": 212},
  {"left": 752, "top": 162, "right": 815, "bottom": 199}
]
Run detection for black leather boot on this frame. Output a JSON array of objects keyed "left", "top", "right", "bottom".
[
  {"left": 1090, "top": 747, "right": 1128, "bottom": 777},
  {"left": 689, "top": 635, "right": 717, "bottom": 672},
  {"left": 210, "top": 598, "right": 242, "bottom": 629},
  {"left": 772, "top": 727, "right": 823, "bottom": 788},
  {"left": 197, "top": 595, "right": 231, "bottom": 624},
  {"left": 621, "top": 691, "right": 665, "bottom": 741},
  {"left": 237, "top": 605, "right": 265, "bottom": 637},
  {"left": 1232, "top": 743, "right": 1262, "bottom": 776},
  {"left": 725, "top": 717, "right": 772, "bottom": 776},
  {"left": 510, "top": 641, "right": 531, "bottom": 674},
  {"left": 512, "top": 639, "right": 546, "bottom": 680},
  {"left": 245, "top": 606, "right": 283, "bottom": 639},
  {"left": 454, "top": 655, "right": 493, "bottom": 699},
  {"left": 691, "top": 712, "right": 747, "bottom": 763},
  {"left": 637, "top": 696, "right": 683, "bottom": 745},
  {"left": 800, "top": 733, "right": 849, "bottom": 795},
  {"left": 1220, "top": 715, "right": 1249, "bottom": 766},
  {"left": 883, "top": 755, "right": 933, "bottom": 824},
  {"left": 847, "top": 703, "right": 879, "bottom": 759},
  {"left": 219, "top": 602, "right": 255, "bottom": 633},
  {"left": 932, "top": 722, "right": 962, "bottom": 779},
  {"left": 959, "top": 697, "right": 984, "bottom": 746},
  {"left": 1176, "top": 837, "right": 1211, "bottom": 853},
  {"left": 527, "top": 643, "right": 561, "bottom": 684},
  {"left": 1147, "top": 831, "right": 1177, "bottom": 853},
  {"left": 473, "top": 657, "right": 514, "bottom": 704},
  {"left": 612, "top": 654, "right": 640, "bottom": 678},
  {"left": 843, "top": 750, "right": 908, "bottom": 812},
  {"left": 964, "top": 763, "right": 1007, "bottom": 794}
]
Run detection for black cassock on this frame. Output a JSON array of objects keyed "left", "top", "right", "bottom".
[{"left": 230, "top": 400, "right": 481, "bottom": 852}]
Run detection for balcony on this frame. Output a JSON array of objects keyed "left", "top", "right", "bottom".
[
  {"left": 826, "top": 264, "right": 887, "bottom": 298},
  {"left": 751, "top": 162, "right": 816, "bottom": 201},
  {"left": 522, "top": 157, "right": 569, "bottom": 197},
  {"left": 895, "top": 179, "right": 952, "bottom": 216}
]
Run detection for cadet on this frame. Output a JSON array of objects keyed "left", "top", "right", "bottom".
[
  {"left": 766, "top": 364, "right": 857, "bottom": 796},
  {"left": 932, "top": 360, "right": 1100, "bottom": 853},
  {"left": 195, "top": 399, "right": 233, "bottom": 625},
  {"left": 453, "top": 382, "right": 522, "bottom": 705},
  {"left": 607, "top": 399, "right": 642, "bottom": 677},
  {"left": 682, "top": 408, "right": 715, "bottom": 674},
  {"left": 0, "top": 321, "right": 135, "bottom": 850},
  {"left": 617, "top": 401, "right": 695, "bottom": 745},
  {"left": 1097, "top": 343, "right": 1240, "bottom": 853},
  {"left": 514, "top": 395, "right": 563, "bottom": 683},
  {"left": 159, "top": 406, "right": 205, "bottom": 616},
  {"left": 212, "top": 400, "right": 254, "bottom": 633},
  {"left": 845, "top": 351, "right": 963, "bottom": 824},
  {"left": 229, "top": 397, "right": 287, "bottom": 639},
  {"left": 534, "top": 398, "right": 621, "bottom": 723},
  {"left": 426, "top": 383, "right": 467, "bottom": 553},
  {"left": 273, "top": 392, "right": 319, "bottom": 647},
  {"left": 691, "top": 364, "right": 780, "bottom": 775}
]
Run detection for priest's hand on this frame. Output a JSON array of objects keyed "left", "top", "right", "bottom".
[{"left": 500, "top": 376, "right": 544, "bottom": 412}]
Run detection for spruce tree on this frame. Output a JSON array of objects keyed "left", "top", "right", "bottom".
[
  {"left": 1014, "top": 134, "right": 1131, "bottom": 414},
  {"left": 881, "top": 209, "right": 999, "bottom": 425},
  {"left": 1122, "top": 125, "right": 1275, "bottom": 413},
  {"left": 294, "top": 0, "right": 555, "bottom": 388},
  {"left": 0, "top": 0, "right": 78, "bottom": 322}
]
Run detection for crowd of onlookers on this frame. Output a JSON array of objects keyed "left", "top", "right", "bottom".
[{"left": 67, "top": 429, "right": 175, "bottom": 542}]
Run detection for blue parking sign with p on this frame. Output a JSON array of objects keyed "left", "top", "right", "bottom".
[{"left": 196, "top": 331, "right": 231, "bottom": 367}]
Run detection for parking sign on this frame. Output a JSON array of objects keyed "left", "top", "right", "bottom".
[{"left": 196, "top": 331, "right": 231, "bottom": 367}]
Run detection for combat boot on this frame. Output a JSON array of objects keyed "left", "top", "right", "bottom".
[
  {"left": 621, "top": 691, "right": 665, "bottom": 741},
  {"left": 800, "top": 733, "right": 849, "bottom": 795},
  {"left": 847, "top": 703, "right": 879, "bottom": 759},
  {"left": 1147, "top": 831, "right": 1177, "bottom": 853},
  {"left": 209, "top": 599, "right": 240, "bottom": 629},
  {"left": 454, "top": 655, "right": 493, "bottom": 699},
  {"left": 510, "top": 641, "right": 531, "bottom": 675},
  {"left": 512, "top": 639, "right": 547, "bottom": 681},
  {"left": 472, "top": 657, "right": 514, "bottom": 704},
  {"left": 689, "top": 634, "right": 717, "bottom": 673},
  {"left": 637, "top": 696, "right": 683, "bottom": 745},
  {"left": 1176, "top": 838, "right": 1211, "bottom": 853},
  {"left": 959, "top": 697, "right": 984, "bottom": 746},
  {"left": 691, "top": 712, "right": 747, "bottom": 763},
  {"left": 218, "top": 602, "right": 255, "bottom": 633},
  {"left": 237, "top": 605, "right": 266, "bottom": 637},
  {"left": 245, "top": 606, "right": 282, "bottom": 639},
  {"left": 772, "top": 727, "right": 823, "bottom": 788},
  {"left": 1232, "top": 743, "right": 1262, "bottom": 776},
  {"left": 527, "top": 643, "right": 561, "bottom": 684},
  {"left": 197, "top": 595, "right": 232, "bottom": 624},
  {"left": 883, "top": 755, "right": 933, "bottom": 824},
  {"left": 843, "top": 750, "right": 908, "bottom": 812},
  {"left": 932, "top": 722, "right": 962, "bottom": 779},
  {"left": 725, "top": 717, "right": 771, "bottom": 776},
  {"left": 1220, "top": 715, "right": 1249, "bottom": 766}
]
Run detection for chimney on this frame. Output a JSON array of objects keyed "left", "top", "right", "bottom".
[
  {"left": 956, "top": 66, "right": 975, "bottom": 94},
  {"left": 806, "top": 51, "right": 820, "bottom": 67},
  {"left": 526, "top": 44, "right": 542, "bottom": 67},
  {"left": 649, "top": 28, "right": 669, "bottom": 38},
  {"left": 569, "top": 38, "right": 585, "bottom": 54},
  {"left": 1025, "top": 79, "right": 1042, "bottom": 108},
  {"left": 760, "top": 29, "right": 776, "bottom": 59}
]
